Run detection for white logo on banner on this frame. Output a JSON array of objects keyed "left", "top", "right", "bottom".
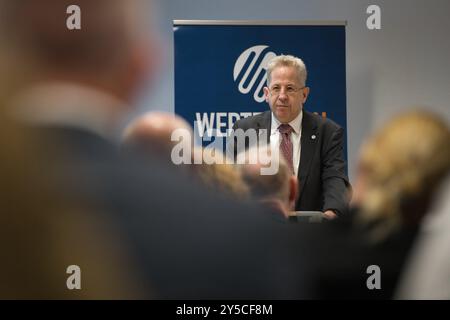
[{"left": 233, "top": 45, "right": 276, "bottom": 103}]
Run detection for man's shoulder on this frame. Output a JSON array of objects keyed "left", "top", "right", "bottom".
[
  {"left": 233, "top": 111, "right": 270, "bottom": 130},
  {"left": 304, "top": 111, "right": 342, "bottom": 132}
]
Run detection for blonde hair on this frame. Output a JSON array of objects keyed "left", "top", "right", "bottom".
[
  {"left": 357, "top": 110, "right": 450, "bottom": 241},
  {"left": 266, "top": 55, "right": 307, "bottom": 87},
  {"left": 192, "top": 148, "right": 249, "bottom": 200}
]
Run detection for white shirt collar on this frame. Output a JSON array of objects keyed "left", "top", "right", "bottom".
[{"left": 271, "top": 110, "right": 303, "bottom": 135}]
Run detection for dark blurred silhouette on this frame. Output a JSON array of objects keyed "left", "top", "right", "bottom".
[
  {"left": 0, "top": 0, "right": 310, "bottom": 299},
  {"left": 0, "top": 44, "right": 142, "bottom": 300},
  {"left": 311, "top": 110, "right": 450, "bottom": 299},
  {"left": 122, "top": 112, "right": 249, "bottom": 199},
  {"left": 238, "top": 146, "right": 298, "bottom": 219}
]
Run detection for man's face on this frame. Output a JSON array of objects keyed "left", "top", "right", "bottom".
[{"left": 263, "top": 66, "right": 309, "bottom": 124}]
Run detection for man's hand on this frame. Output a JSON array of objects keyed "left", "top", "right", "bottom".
[{"left": 323, "top": 210, "right": 338, "bottom": 220}]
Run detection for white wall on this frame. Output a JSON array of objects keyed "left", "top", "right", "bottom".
[{"left": 138, "top": 0, "right": 450, "bottom": 182}]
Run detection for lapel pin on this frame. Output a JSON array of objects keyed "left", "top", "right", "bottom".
[{"left": 311, "top": 135, "right": 317, "bottom": 140}]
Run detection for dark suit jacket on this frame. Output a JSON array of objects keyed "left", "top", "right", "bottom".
[{"left": 232, "top": 110, "right": 351, "bottom": 215}]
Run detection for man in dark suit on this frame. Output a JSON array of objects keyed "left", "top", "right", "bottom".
[
  {"left": 232, "top": 55, "right": 351, "bottom": 219},
  {"left": 4, "top": 0, "right": 311, "bottom": 298}
]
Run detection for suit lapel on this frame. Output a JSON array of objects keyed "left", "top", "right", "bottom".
[
  {"left": 298, "top": 111, "right": 318, "bottom": 198},
  {"left": 256, "top": 111, "right": 271, "bottom": 145}
]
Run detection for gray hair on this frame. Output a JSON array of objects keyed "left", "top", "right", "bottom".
[{"left": 266, "top": 55, "right": 307, "bottom": 87}]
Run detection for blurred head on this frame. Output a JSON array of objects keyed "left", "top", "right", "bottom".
[
  {"left": 192, "top": 148, "right": 249, "bottom": 201},
  {"left": 263, "top": 55, "right": 310, "bottom": 124},
  {"left": 0, "top": 0, "right": 159, "bottom": 105},
  {"left": 122, "top": 111, "right": 193, "bottom": 162},
  {"left": 239, "top": 146, "right": 298, "bottom": 218},
  {"left": 354, "top": 110, "right": 450, "bottom": 240}
]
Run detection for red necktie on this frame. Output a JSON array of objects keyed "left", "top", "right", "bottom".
[{"left": 278, "top": 124, "right": 294, "bottom": 174}]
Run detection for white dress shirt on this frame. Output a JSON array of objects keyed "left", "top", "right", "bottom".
[{"left": 270, "top": 111, "right": 303, "bottom": 176}]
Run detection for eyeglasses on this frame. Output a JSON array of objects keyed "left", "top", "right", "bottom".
[{"left": 269, "top": 85, "right": 305, "bottom": 96}]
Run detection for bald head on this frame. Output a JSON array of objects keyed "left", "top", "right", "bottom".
[{"left": 122, "top": 112, "right": 193, "bottom": 161}]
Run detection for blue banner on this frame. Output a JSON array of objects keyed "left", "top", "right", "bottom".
[{"left": 174, "top": 22, "right": 347, "bottom": 159}]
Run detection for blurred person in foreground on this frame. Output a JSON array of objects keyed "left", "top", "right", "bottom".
[
  {"left": 122, "top": 112, "right": 249, "bottom": 199},
  {"left": 395, "top": 173, "right": 450, "bottom": 299},
  {"left": 122, "top": 111, "right": 194, "bottom": 163},
  {"left": 311, "top": 110, "right": 450, "bottom": 299},
  {"left": 238, "top": 146, "right": 298, "bottom": 219},
  {"left": 1, "top": 0, "right": 311, "bottom": 299},
  {"left": 0, "top": 16, "right": 141, "bottom": 300}
]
